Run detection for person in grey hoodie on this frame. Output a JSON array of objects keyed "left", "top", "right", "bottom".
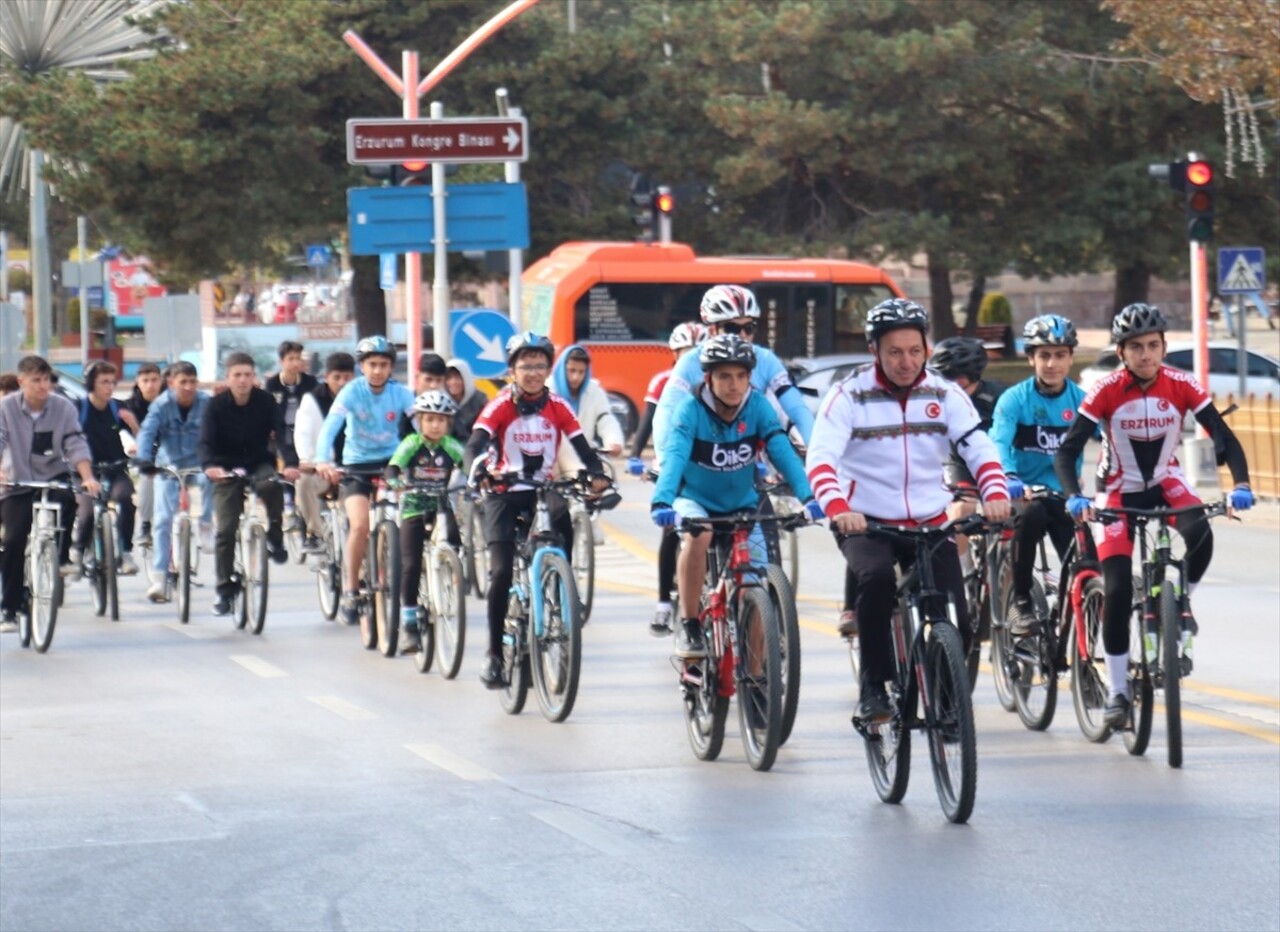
[
  {"left": 444, "top": 357, "right": 487, "bottom": 443},
  {"left": 0, "top": 356, "right": 99, "bottom": 628}
]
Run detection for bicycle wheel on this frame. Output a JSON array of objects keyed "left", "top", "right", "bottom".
[
  {"left": 90, "top": 512, "right": 108, "bottom": 617},
  {"left": 988, "top": 546, "right": 1017, "bottom": 711},
  {"left": 30, "top": 538, "right": 60, "bottom": 653},
  {"left": 571, "top": 507, "right": 595, "bottom": 624},
  {"left": 499, "top": 620, "right": 530, "bottom": 715},
  {"left": 1123, "top": 600, "right": 1154, "bottom": 757},
  {"left": 864, "top": 674, "right": 912, "bottom": 805},
  {"left": 764, "top": 564, "right": 801, "bottom": 747},
  {"left": 176, "top": 516, "right": 192, "bottom": 625},
  {"left": 285, "top": 511, "right": 306, "bottom": 564},
  {"left": 529, "top": 552, "right": 582, "bottom": 723},
  {"left": 736, "top": 587, "right": 783, "bottom": 771},
  {"left": 1011, "top": 581, "right": 1057, "bottom": 731},
  {"left": 316, "top": 517, "right": 341, "bottom": 621},
  {"left": 433, "top": 547, "right": 467, "bottom": 680},
  {"left": 1070, "top": 576, "right": 1112, "bottom": 743},
  {"left": 414, "top": 559, "right": 436, "bottom": 674},
  {"left": 683, "top": 641, "right": 729, "bottom": 762},
  {"left": 373, "top": 520, "right": 400, "bottom": 657},
  {"left": 1161, "top": 587, "right": 1182, "bottom": 767},
  {"left": 921, "top": 622, "right": 977, "bottom": 824},
  {"left": 104, "top": 511, "right": 119, "bottom": 622},
  {"left": 470, "top": 504, "right": 490, "bottom": 599},
  {"left": 246, "top": 524, "right": 268, "bottom": 635},
  {"left": 963, "top": 539, "right": 987, "bottom": 692}
]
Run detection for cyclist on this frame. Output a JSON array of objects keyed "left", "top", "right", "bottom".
[
  {"left": 385, "top": 389, "right": 464, "bottom": 655},
  {"left": 805, "top": 299, "right": 1011, "bottom": 721},
  {"left": 295, "top": 352, "right": 356, "bottom": 551},
  {"left": 990, "top": 315, "right": 1089, "bottom": 635},
  {"left": 126, "top": 362, "right": 164, "bottom": 549},
  {"left": 134, "top": 361, "right": 214, "bottom": 603},
  {"left": 265, "top": 340, "right": 318, "bottom": 468},
  {"left": 931, "top": 336, "right": 1005, "bottom": 525},
  {"left": 315, "top": 337, "right": 416, "bottom": 627},
  {"left": 628, "top": 321, "right": 706, "bottom": 635},
  {"left": 199, "top": 352, "right": 298, "bottom": 616},
  {"left": 0, "top": 355, "right": 99, "bottom": 632},
  {"left": 650, "top": 334, "right": 822, "bottom": 658},
  {"left": 1054, "top": 303, "right": 1253, "bottom": 727},
  {"left": 72, "top": 360, "right": 142, "bottom": 577},
  {"left": 463, "top": 331, "right": 610, "bottom": 689}
]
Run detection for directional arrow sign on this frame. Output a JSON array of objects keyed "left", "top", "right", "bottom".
[
  {"left": 451, "top": 308, "right": 517, "bottom": 379},
  {"left": 346, "top": 116, "right": 528, "bottom": 165}
]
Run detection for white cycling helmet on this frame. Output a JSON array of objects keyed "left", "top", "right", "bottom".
[
  {"left": 700, "top": 285, "right": 760, "bottom": 324},
  {"left": 668, "top": 322, "right": 707, "bottom": 352},
  {"left": 412, "top": 389, "right": 458, "bottom": 417}
]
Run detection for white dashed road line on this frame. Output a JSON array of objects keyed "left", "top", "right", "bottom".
[
  {"left": 405, "top": 743, "right": 498, "bottom": 782},
  {"left": 307, "top": 695, "right": 375, "bottom": 720},
  {"left": 229, "top": 654, "right": 288, "bottom": 678}
]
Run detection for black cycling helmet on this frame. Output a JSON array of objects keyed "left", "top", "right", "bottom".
[
  {"left": 865, "top": 297, "right": 929, "bottom": 344},
  {"left": 1111, "top": 303, "right": 1167, "bottom": 345},
  {"left": 699, "top": 333, "right": 757, "bottom": 372},
  {"left": 505, "top": 330, "right": 555, "bottom": 367},
  {"left": 1023, "top": 314, "right": 1079, "bottom": 349},
  {"left": 930, "top": 337, "right": 988, "bottom": 381},
  {"left": 356, "top": 335, "right": 396, "bottom": 363}
]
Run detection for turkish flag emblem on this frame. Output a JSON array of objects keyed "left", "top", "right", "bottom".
[
  {"left": 1063, "top": 409, "right": 1074, "bottom": 422},
  {"left": 925, "top": 402, "right": 941, "bottom": 418}
]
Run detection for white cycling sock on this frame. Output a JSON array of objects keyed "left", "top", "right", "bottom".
[{"left": 1106, "top": 652, "right": 1130, "bottom": 698}]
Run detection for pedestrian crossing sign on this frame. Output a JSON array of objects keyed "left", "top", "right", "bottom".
[{"left": 1218, "top": 247, "right": 1265, "bottom": 295}]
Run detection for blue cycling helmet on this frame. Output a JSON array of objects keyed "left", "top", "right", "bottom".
[
  {"left": 1023, "top": 314, "right": 1079, "bottom": 349},
  {"left": 356, "top": 335, "right": 396, "bottom": 363},
  {"left": 505, "top": 330, "right": 555, "bottom": 367}
]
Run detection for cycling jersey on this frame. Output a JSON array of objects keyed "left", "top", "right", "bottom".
[
  {"left": 990, "top": 377, "right": 1088, "bottom": 491},
  {"left": 473, "top": 387, "right": 586, "bottom": 486},
  {"left": 806, "top": 364, "right": 1008, "bottom": 521},
  {"left": 652, "top": 385, "right": 812, "bottom": 515},
  {"left": 315, "top": 377, "right": 415, "bottom": 466},
  {"left": 653, "top": 343, "right": 814, "bottom": 451},
  {"left": 645, "top": 370, "right": 670, "bottom": 406},
  {"left": 388, "top": 433, "right": 463, "bottom": 519}
]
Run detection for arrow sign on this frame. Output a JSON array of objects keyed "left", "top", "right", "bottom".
[
  {"left": 1218, "top": 246, "right": 1266, "bottom": 295},
  {"left": 450, "top": 308, "right": 517, "bottom": 379},
  {"left": 346, "top": 116, "right": 528, "bottom": 165},
  {"left": 462, "top": 321, "right": 506, "bottom": 363}
]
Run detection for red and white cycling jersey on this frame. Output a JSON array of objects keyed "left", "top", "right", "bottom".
[
  {"left": 644, "top": 369, "right": 671, "bottom": 407},
  {"left": 475, "top": 388, "right": 584, "bottom": 484},
  {"left": 1080, "top": 364, "right": 1211, "bottom": 495}
]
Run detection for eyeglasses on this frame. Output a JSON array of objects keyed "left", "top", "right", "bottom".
[
  {"left": 720, "top": 321, "right": 757, "bottom": 336},
  {"left": 514, "top": 363, "right": 549, "bottom": 373}
]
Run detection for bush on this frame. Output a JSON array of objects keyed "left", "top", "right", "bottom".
[
  {"left": 67, "top": 297, "right": 82, "bottom": 332},
  {"left": 7, "top": 268, "right": 31, "bottom": 294},
  {"left": 978, "top": 292, "right": 1012, "bottom": 326}
]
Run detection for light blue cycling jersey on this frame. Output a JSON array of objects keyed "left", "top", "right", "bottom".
[
  {"left": 653, "top": 385, "right": 812, "bottom": 514},
  {"left": 990, "top": 377, "right": 1089, "bottom": 491},
  {"left": 653, "top": 343, "right": 814, "bottom": 453},
  {"left": 315, "top": 377, "right": 415, "bottom": 465}
]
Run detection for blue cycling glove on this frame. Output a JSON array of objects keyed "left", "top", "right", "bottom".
[
  {"left": 1007, "top": 476, "right": 1025, "bottom": 501},
  {"left": 651, "top": 505, "right": 677, "bottom": 528},
  {"left": 1067, "top": 495, "right": 1093, "bottom": 520},
  {"left": 804, "top": 499, "right": 824, "bottom": 521},
  {"left": 627, "top": 457, "right": 645, "bottom": 477},
  {"left": 1230, "top": 484, "right": 1254, "bottom": 511}
]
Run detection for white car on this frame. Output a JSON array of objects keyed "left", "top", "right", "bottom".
[
  {"left": 787, "top": 354, "right": 875, "bottom": 416},
  {"left": 1079, "top": 341, "right": 1280, "bottom": 400}
]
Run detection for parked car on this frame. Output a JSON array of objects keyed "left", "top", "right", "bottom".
[
  {"left": 787, "top": 353, "right": 875, "bottom": 415},
  {"left": 1079, "top": 341, "right": 1280, "bottom": 401}
]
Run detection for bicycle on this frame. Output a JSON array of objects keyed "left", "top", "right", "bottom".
[
  {"left": 757, "top": 466, "right": 802, "bottom": 590},
  {"left": 153, "top": 466, "right": 207, "bottom": 624},
  {"left": 1092, "top": 499, "right": 1233, "bottom": 768},
  {"left": 462, "top": 488, "right": 490, "bottom": 599},
  {"left": 81, "top": 459, "right": 133, "bottom": 622},
  {"left": 397, "top": 479, "right": 468, "bottom": 679},
  {"left": 945, "top": 486, "right": 1008, "bottom": 698},
  {"left": 311, "top": 482, "right": 346, "bottom": 622},
  {"left": 676, "top": 511, "right": 794, "bottom": 772},
  {"left": 282, "top": 484, "right": 307, "bottom": 565},
  {"left": 850, "top": 513, "right": 990, "bottom": 824},
  {"left": 220, "top": 469, "right": 277, "bottom": 635},
  {"left": 341, "top": 467, "right": 401, "bottom": 657},
  {"left": 3, "top": 480, "right": 72, "bottom": 653},
  {"left": 565, "top": 459, "right": 620, "bottom": 625},
  {"left": 488, "top": 473, "right": 587, "bottom": 724}
]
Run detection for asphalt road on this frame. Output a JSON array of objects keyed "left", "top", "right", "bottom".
[{"left": 2, "top": 478, "right": 1277, "bottom": 931}]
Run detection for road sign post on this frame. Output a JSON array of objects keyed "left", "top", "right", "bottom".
[{"left": 1218, "top": 247, "right": 1266, "bottom": 399}]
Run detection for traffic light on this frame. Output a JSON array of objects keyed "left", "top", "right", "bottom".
[
  {"left": 630, "top": 173, "right": 655, "bottom": 241},
  {"left": 365, "top": 160, "right": 431, "bottom": 186},
  {"left": 1184, "top": 159, "right": 1214, "bottom": 242},
  {"left": 655, "top": 188, "right": 675, "bottom": 216}
]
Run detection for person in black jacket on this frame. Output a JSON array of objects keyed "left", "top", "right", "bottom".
[
  {"left": 199, "top": 352, "right": 299, "bottom": 615},
  {"left": 264, "top": 340, "right": 318, "bottom": 466},
  {"left": 126, "top": 362, "right": 164, "bottom": 547}
]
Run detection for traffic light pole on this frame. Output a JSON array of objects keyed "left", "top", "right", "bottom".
[{"left": 1190, "top": 238, "right": 1209, "bottom": 438}]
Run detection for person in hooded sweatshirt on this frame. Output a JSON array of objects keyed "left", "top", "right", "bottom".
[
  {"left": 444, "top": 357, "right": 487, "bottom": 443},
  {"left": 550, "top": 344, "right": 623, "bottom": 478}
]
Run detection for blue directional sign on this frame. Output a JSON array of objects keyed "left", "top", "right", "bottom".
[
  {"left": 379, "top": 253, "right": 397, "bottom": 290},
  {"left": 450, "top": 308, "right": 517, "bottom": 379},
  {"left": 1218, "top": 247, "right": 1266, "bottom": 295},
  {"left": 347, "top": 182, "right": 529, "bottom": 257},
  {"left": 306, "top": 244, "right": 332, "bottom": 268}
]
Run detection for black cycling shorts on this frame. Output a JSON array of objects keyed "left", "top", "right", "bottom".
[{"left": 339, "top": 460, "right": 390, "bottom": 502}]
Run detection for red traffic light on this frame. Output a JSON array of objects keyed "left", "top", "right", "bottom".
[
  {"left": 1186, "top": 160, "right": 1213, "bottom": 186},
  {"left": 1188, "top": 191, "right": 1212, "bottom": 212},
  {"left": 402, "top": 160, "right": 429, "bottom": 173},
  {"left": 655, "top": 191, "right": 675, "bottom": 214}
]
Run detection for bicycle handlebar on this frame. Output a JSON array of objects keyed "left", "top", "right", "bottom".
[
  {"left": 679, "top": 510, "right": 812, "bottom": 534},
  {"left": 864, "top": 512, "right": 996, "bottom": 541},
  {"left": 1094, "top": 499, "right": 1231, "bottom": 523}
]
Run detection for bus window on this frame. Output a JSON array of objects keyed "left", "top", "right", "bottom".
[
  {"left": 834, "top": 283, "right": 896, "bottom": 353},
  {"left": 573, "top": 283, "right": 704, "bottom": 343},
  {"left": 755, "top": 284, "right": 832, "bottom": 358}
]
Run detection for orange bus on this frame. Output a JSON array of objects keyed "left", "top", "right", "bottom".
[{"left": 521, "top": 241, "right": 905, "bottom": 432}]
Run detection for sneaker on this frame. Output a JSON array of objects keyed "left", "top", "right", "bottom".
[
  {"left": 837, "top": 610, "right": 858, "bottom": 639},
  {"left": 1007, "top": 596, "right": 1036, "bottom": 637},
  {"left": 212, "top": 597, "right": 233, "bottom": 617},
  {"left": 137, "top": 523, "right": 153, "bottom": 549},
  {"left": 673, "top": 619, "right": 706, "bottom": 659},
  {"left": 858, "top": 681, "right": 892, "bottom": 723},
  {"left": 267, "top": 536, "right": 288, "bottom": 565},
  {"left": 0, "top": 612, "right": 17, "bottom": 634},
  {"left": 118, "top": 552, "right": 139, "bottom": 576},
  {"left": 480, "top": 652, "right": 505, "bottom": 689},
  {"left": 339, "top": 592, "right": 360, "bottom": 627},
  {"left": 649, "top": 603, "right": 674, "bottom": 637},
  {"left": 400, "top": 625, "right": 421, "bottom": 654},
  {"left": 146, "top": 580, "right": 169, "bottom": 603},
  {"left": 61, "top": 548, "right": 83, "bottom": 578},
  {"left": 303, "top": 533, "right": 325, "bottom": 553},
  {"left": 1104, "top": 692, "right": 1131, "bottom": 729}
]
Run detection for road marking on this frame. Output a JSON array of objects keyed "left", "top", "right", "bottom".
[
  {"left": 530, "top": 807, "right": 640, "bottom": 857},
  {"left": 737, "top": 912, "right": 805, "bottom": 932},
  {"left": 164, "top": 623, "right": 219, "bottom": 639},
  {"left": 405, "top": 743, "right": 497, "bottom": 781},
  {"left": 228, "top": 654, "right": 288, "bottom": 678},
  {"left": 308, "top": 695, "right": 374, "bottom": 720},
  {"left": 1162, "top": 705, "right": 1280, "bottom": 745},
  {"left": 1183, "top": 681, "right": 1280, "bottom": 710}
]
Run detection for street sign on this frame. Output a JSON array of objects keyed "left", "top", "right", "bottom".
[
  {"left": 347, "top": 182, "right": 529, "bottom": 256},
  {"left": 346, "top": 117, "right": 528, "bottom": 165},
  {"left": 1218, "top": 246, "right": 1266, "bottom": 295},
  {"left": 60, "top": 261, "right": 103, "bottom": 288},
  {"left": 450, "top": 308, "right": 516, "bottom": 379},
  {"left": 306, "top": 244, "right": 332, "bottom": 268},
  {"left": 379, "top": 253, "right": 397, "bottom": 290}
]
